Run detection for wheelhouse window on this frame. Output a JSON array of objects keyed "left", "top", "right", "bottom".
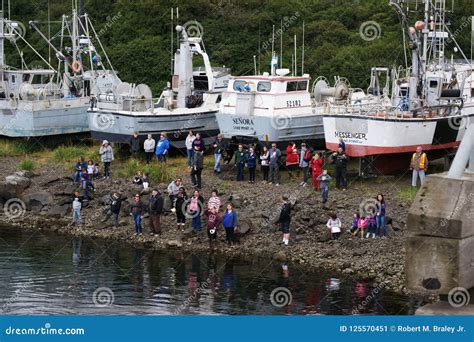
[
  {"left": 233, "top": 80, "right": 247, "bottom": 91},
  {"left": 286, "top": 80, "right": 308, "bottom": 92},
  {"left": 257, "top": 81, "right": 271, "bottom": 92}
]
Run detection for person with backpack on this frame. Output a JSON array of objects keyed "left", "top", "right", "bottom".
[
  {"left": 326, "top": 213, "right": 342, "bottom": 240},
  {"left": 148, "top": 189, "right": 164, "bottom": 236},
  {"left": 299, "top": 143, "right": 312, "bottom": 187},
  {"left": 260, "top": 145, "right": 270, "bottom": 182},
  {"left": 278, "top": 195, "right": 292, "bottom": 246},
  {"left": 246, "top": 147, "right": 257, "bottom": 183},
  {"left": 223, "top": 203, "right": 237, "bottom": 246}
]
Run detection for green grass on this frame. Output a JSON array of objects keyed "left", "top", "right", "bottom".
[
  {"left": 50, "top": 145, "right": 99, "bottom": 166},
  {"left": 397, "top": 186, "right": 419, "bottom": 205},
  {"left": 0, "top": 140, "right": 25, "bottom": 157},
  {"left": 115, "top": 159, "right": 177, "bottom": 184},
  {"left": 17, "top": 158, "right": 37, "bottom": 171}
]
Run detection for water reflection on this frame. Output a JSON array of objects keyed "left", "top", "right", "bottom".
[{"left": 0, "top": 227, "right": 421, "bottom": 315}]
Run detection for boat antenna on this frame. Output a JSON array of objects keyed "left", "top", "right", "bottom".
[
  {"left": 176, "top": 7, "right": 179, "bottom": 52},
  {"left": 170, "top": 7, "right": 173, "bottom": 76},
  {"left": 258, "top": 25, "right": 261, "bottom": 74},
  {"left": 271, "top": 24, "right": 275, "bottom": 67},
  {"left": 253, "top": 55, "right": 257, "bottom": 75},
  {"left": 301, "top": 20, "right": 304, "bottom": 75},
  {"left": 280, "top": 19, "right": 283, "bottom": 69},
  {"left": 48, "top": 0, "right": 51, "bottom": 65},
  {"left": 294, "top": 34, "right": 297, "bottom": 76}
]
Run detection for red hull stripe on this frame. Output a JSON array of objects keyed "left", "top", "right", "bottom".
[{"left": 326, "top": 141, "right": 461, "bottom": 157}]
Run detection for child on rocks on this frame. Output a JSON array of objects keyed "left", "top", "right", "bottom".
[
  {"left": 246, "top": 147, "right": 257, "bottom": 183},
  {"left": 278, "top": 195, "right": 292, "bottom": 246},
  {"left": 132, "top": 171, "right": 143, "bottom": 186},
  {"left": 72, "top": 197, "right": 82, "bottom": 225},
  {"left": 189, "top": 190, "right": 204, "bottom": 231},
  {"left": 316, "top": 169, "right": 332, "bottom": 204},
  {"left": 93, "top": 163, "right": 100, "bottom": 179},
  {"left": 223, "top": 203, "right": 237, "bottom": 246},
  {"left": 353, "top": 215, "right": 368, "bottom": 239},
  {"left": 326, "top": 213, "right": 342, "bottom": 240},
  {"left": 350, "top": 212, "right": 360, "bottom": 233},
  {"left": 87, "top": 160, "right": 94, "bottom": 178},
  {"left": 175, "top": 187, "right": 188, "bottom": 230},
  {"left": 208, "top": 189, "right": 221, "bottom": 211},
  {"left": 142, "top": 172, "right": 150, "bottom": 190},
  {"left": 367, "top": 212, "right": 377, "bottom": 239},
  {"left": 205, "top": 206, "right": 221, "bottom": 249}
]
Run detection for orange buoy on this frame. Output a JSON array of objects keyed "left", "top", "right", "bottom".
[{"left": 71, "top": 60, "right": 81, "bottom": 73}]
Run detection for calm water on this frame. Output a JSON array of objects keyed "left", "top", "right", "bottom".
[{"left": 0, "top": 227, "right": 422, "bottom": 315}]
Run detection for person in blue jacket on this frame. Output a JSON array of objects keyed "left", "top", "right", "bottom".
[
  {"left": 155, "top": 132, "right": 170, "bottom": 163},
  {"left": 223, "top": 203, "right": 237, "bottom": 246},
  {"left": 246, "top": 147, "right": 257, "bottom": 183}
]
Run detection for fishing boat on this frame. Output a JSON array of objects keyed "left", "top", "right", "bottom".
[
  {"left": 88, "top": 17, "right": 230, "bottom": 148},
  {"left": 322, "top": 0, "right": 474, "bottom": 173},
  {"left": 0, "top": 10, "right": 90, "bottom": 137}
]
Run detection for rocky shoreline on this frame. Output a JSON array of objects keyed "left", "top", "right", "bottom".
[{"left": 0, "top": 156, "right": 435, "bottom": 301}]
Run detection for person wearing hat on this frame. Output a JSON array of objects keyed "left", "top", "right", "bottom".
[
  {"left": 155, "top": 132, "right": 170, "bottom": 163},
  {"left": 99, "top": 140, "right": 114, "bottom": 179},
  {"left": 110, "top": 193, "right": 122, "bottom": 228},
  {"left": 148, "top": 189, "right": 164, "bottom": 236}
]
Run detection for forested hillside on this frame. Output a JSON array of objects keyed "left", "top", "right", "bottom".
[{"left": 5, "top": 0, "right": 474, "bottom": 94}]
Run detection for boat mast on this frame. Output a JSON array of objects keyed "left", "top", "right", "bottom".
[{"left": 0, "top": 10, "right": 4, "bottom": 67}]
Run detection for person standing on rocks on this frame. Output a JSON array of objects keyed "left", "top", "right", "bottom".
[
  {"left": 175, "top": 187, "right": 188, "bottom": 230},
  {"left": 205, "top": 206, "right": 221, "bottom": 249},
  {"left": 110, "top": 193, "right": 122, "bottom": 229},
  {"left": 299, "top": 143, "right": 311, "bottom": 187},
  {"left": 189, "top": 190, "right": 204, "bottom": 231},
  {"left": 285, "top": 142, "right": 299, "bottom": 179},
  {"left": 234, "top": 144, "right": 247, "bottom": 181},
  {"left": 354, "top": 215, "right": 368, "bottom": 240},
  {"left": 326, "top": 213, "right": 342, "bottom": 240},
  {"left": 185, "top": 130, "right": 196, "bottom": 168},
  {"left": 99, "top": 140, "right": 114, "bottom": 179},
  {"left": 246, "top": 147, "right": 257, "bottom": 183},
  {"left": 155, "top": 132, "right": 170, "bottom": 163},
  {"left": 148, "top": 189, "right": 164, "bottom": 236},
  {"left": 72, "top": 197, "right": 82, "bottom": 225},
  {"left": 213, "top": 134, "right": 226, "bottom": 174},
  {"left": 410, "top": 146, "right": 428, "bottom": 187},
  {"left": 192, "top": 132, "right": 205, "bottom": 152},
  {"left": 331, "top": 147, "right": 348, "bottom": 190},
  {"left": 376, "top": 193, "right": 387, "bottom": 238},
  {"left": 191, "top": 149, "right": 204, "bottom": 189},
  {"left": 367, "top": 211, "right": 376, "bottom": 239},
  {"left": 316, "top": 170, "right": 332, "bottom": 205},
  {"left": 208, "top": 189, "right": 221, "bottom": 211},
  {"left": 268, "top": 143, "right": 281, "bottom": 186},
  {"left": 223, "top": 202, "right": 237, "bottom": 246},
  {"left": 260, "top": 145, "right": 270, "bottom": 182},
  {"left": 130, "top": 194, "right": 145, "bottom": 235},
  {"left": 129, "top": 131, "right": 141, "bottom": 158},
  {"left": 310, "top": 152, "right": 323, "bottom": 191},
  {"left": 167, "top": 178, "right": 182, "bottom": 211},
  {"left": 278, "top": 195, "right": 292, "bottom": 246},
  {"left": 143, "top": 134, "right": 156, "bottom": 164}
]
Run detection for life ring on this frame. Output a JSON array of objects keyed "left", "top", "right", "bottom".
[{"left": 71, "top": 60, "right": 81, "bottom": 73}]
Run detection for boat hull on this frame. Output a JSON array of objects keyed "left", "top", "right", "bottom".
[
  {"left": 323, "top": 113, "right": 474, "bottom": 157},
  {"left": 88, "top": 109, "right": 220, "bottom": 148},
  {"left": 0, "top": 99, "right": 90, "bottom": 137},
  {"left": 215, "top": 112, "right": 325, "bottom": 149}
]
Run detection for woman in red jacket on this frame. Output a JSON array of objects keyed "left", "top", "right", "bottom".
[
  {"left": 285, "top": 142, "right": 299, "bottom": 178},
  {"left": 310, "top": 152, "right": 323, "bottom": 190}
]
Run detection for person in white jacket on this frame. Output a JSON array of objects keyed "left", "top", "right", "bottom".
[
  {"left": 185, "top": 130, "right": 195, "bottom": 168},
  {"left": 72, "top": 198, "right": 82, "bottom": 225},
  {"left": 144, "top": 134, "right": 156, "bottom": 164}
]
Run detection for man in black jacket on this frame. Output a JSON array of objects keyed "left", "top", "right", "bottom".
[
  {"left": 278, "top": 195, "right": 291, "bottom": 246},
  {"left": 110, "top": 193, "right": 122, "bottom": 228},
  {"left": 331, "top": 147, "right": 348, "bottom": 189},
  {"left": 191, "top": 150, "right": 204, "bottom": 189},
  {"left": 129, "top": 131, "right": 141, "bottom": 158},
  {"left": 148, "top": 189, "right": 164, "bottom": 236}
]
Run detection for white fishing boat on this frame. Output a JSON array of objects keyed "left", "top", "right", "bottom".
[
  {"left": 0, "top": 9, "right": 90, "bottom": 137},
  {"left": 88, "top": 17, "right": 229, "bottom": 148},
  {"left": 322, "top": 0, "right": 474, "bottom": 172}
]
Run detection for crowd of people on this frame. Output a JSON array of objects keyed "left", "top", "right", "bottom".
[{"left": 70, "top": 130, "right": 430, "bottom": 248}]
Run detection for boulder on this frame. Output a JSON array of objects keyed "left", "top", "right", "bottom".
[
  {"left": 229, "top": 194, "right": 243, "bottom": 208},
  {"left": 22, "top": 191, "right": 54, "bottom": 208},
  {"left": 48, "top": 204, "right": 70, "bottom": 217},
  {"left": 235, "top": 220, "right": 252, "bottom": 236},
  {"left": 274, "top": 251, "right": 287, "bottom": 261},
  {"left": 163, "top": 196, "right": 172, "bottom": 212},
  {"left": 5, "top": 174, "right": 31, "bottom": 190},
  {"left": 166, "top": 240, "right": 183, "bottom": 248}
]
